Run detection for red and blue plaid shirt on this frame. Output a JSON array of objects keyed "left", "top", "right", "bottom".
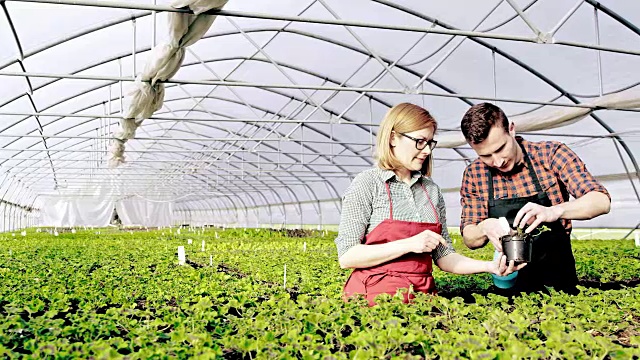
[{"left": 460, "top": 137, "right": 610, "bottom": 235}]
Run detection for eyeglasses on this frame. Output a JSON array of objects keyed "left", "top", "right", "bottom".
[{"left": 398, "top": 133, "right": 437, "bottom": 150}]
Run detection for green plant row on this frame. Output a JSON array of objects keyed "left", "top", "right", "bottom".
[{"left": 0, "top": 228, "right": 638, "bottom": 358}]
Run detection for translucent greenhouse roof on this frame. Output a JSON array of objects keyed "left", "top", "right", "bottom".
[{"left": 0, "top": 0, "right": 638, "bottom": 228}]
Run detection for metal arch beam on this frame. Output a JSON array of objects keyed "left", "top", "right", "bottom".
[
  {"left": 8, "top": 0, "right": 640, "bottom": 56},
  {"left": 8, "top": 10, "right": 634, "bottom": 186},
  {"left": 12, "top": 106, "right": 337, "bottom": 208},
  {"left": 29, "top": 128, "right": 313, "bottom": 214},
  {"left": 0, "top": 4, "right": 59, "bottom": 188},
  {"left": 0, "top": 80, "right": 377, "bottom": 172},
  {"left": 126, "top": 143, "right": 307, "bottom": 203},
  {"left": 199, "top": 197, "right": 218, "bottom": 225},
  {"left": 187, "top": 51, "right": 473, "bottom": 164},
  {"left": 583, "top": 1, "right": 640, "bottom": 37},
  {"left": 0, "top": 27, "right": 475, "bottom": 163},
  {"left": 372, "top": 0, "right": 640, "bottom": 183},
  {"left": 220, "top": 194, "right": 247, "bottom": 227},
  {"left": 148, "top": 97, "right": 340, "bottom": 207},
  {"left": 238, "top": 191, "right": 261, "bottom": 227},
  {"left": 6, "top": 92, "right": 349, "bottom": 202},
  {"left": 578, "top": 1, "right": 640, "bottom": 193},
  {"left": 6, "top": 100, "right": 349, "bottom": 193},
  {"left": 0, "top": 52, "right": 423, "bottom": 151},
  {"left": 191, "top": 198, "right": 215, "bottom": 225},
  {"left": 193, "top": 198, "right": 214, "bottom": 226}
]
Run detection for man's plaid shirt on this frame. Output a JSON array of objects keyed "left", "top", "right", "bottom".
[
  {"left": 460, "top": 136, "right": 610, "bottom": 235},
  {"left": 335, "top": 168, "right": 456, "bottom": 260}
]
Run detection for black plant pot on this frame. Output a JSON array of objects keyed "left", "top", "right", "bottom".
[{"left": 500, "top": 234, "right": 532, "bottom": 264}]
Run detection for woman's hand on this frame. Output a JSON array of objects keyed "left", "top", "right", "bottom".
[
  {"left": 406, "top": 230, "right": 447, "bottom": 254},
  {"left": 487, "top": 253, "right": 527, "bottom": 276}
]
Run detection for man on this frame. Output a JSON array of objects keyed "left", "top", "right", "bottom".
[{"left": 459, "top": 103, "right": 611, "bottom": 294}]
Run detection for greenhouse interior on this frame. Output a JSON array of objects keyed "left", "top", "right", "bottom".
[{"left": 1, "top": 0, "right": 639, "bottom": 358}]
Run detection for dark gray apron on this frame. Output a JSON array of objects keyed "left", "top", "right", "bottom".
[{"left": 488, "top": 141, "right": 578, "bottom": 294}]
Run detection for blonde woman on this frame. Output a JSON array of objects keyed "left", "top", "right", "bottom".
[{"left": 337, "top": 103, "right": 524, "bottom": 306}]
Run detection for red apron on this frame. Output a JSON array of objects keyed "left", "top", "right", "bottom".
[{"left": 343, "top": 181, "right": 442, "bottom": 306}]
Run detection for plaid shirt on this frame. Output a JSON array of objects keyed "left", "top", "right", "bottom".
[
  {"left": 460, "top": 137, "right": 610, "bottom": 235},
  {"left": 335, "top": 168, "right": 456, "bottom": 261}
]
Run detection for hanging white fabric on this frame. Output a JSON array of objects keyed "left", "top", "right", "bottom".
[
  {"left": 39, "top": 185, "right": 116, "bottom": 227},
  {"left": 438, "top": 86, "right": 640, "bottom": 148},
  {"left": 116, "top": 197, "right": 174, "bottom": 227},
  {"left": 109, "top": 0, "right": 229, "bottom": 168}
]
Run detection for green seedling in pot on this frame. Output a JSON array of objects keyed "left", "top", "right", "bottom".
[{"left": 515, "top": 224, "right": 552, "bottom": 238}]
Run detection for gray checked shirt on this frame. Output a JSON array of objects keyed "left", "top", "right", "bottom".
[{"left": 335, "top": 168, "right": 456, "bottom": 261}]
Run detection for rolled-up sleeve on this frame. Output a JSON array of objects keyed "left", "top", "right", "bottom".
[
  {"left": 334, "top": 173, "right": 375, "bottom": 258},
  {"left": 432, "top": 185, "right": 456, "bottom": 262}
]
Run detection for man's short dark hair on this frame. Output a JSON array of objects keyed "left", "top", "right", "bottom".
[{"left": 461, "top": 103, "right": 509, "bottom": 144}]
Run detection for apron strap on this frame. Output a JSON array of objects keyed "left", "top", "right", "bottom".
[
  {"left": 384, "top": 182, "right": 393, "bottom": 220},
  {"left": 386, "top": 179, "right": 440, "bottom": 223},
  {"left": 487, "top": 139, "right": 546, "bottom": 205},
  {"left": 420, "top": 182, "right": 440, "bottom": 224}
]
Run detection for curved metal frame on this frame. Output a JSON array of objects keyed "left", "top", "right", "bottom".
[{"left": 0, "top": 0, "right": 638, "bottom": 228}]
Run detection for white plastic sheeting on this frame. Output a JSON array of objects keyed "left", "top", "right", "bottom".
[
  {"left": 439, "top": 86, "right": 640, "bottom": 147},
  {"left": 39, "top": 186, "right": 174, "bottom": 227},
  {"left": 40, "top": 196, "right": 114, "bottom": 228},
  {"left": 116, "top": 198, "right": 174, "bottom": 227}
]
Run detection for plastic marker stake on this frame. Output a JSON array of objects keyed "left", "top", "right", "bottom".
[
  {"left": 283, "top": 264, "right": 287, "bottom": 289},
  {"left": 9, "top": 250, "right": 12, "bottom": 256},
  {"left": 177, "top": 246, "right": 186, "bottom": 265},
  {"left": 11, "top": 233, "right": 15, "bottom": 237},
  {"left": 21, "top": 231, "right": 26, "bottom": 237},
  {"left": 177, "top": 228, "right": 181, "bottom": 235},
  {"left": 215, "top": 232, "right": 219, "bottom": 239},
  {"left": 71, "top": 229, "right": 76, "bottom": 234},
  {"left": 303, "top": 242, "right": 306, "bottom": 252},
  {"left": 201, "top": 240, "right": 205, "bottom": 252},
  {"left": 54, "top": 231, "right": 59, "bottom": 237},
  {"left": 635, "top": 233, "right": 640, "bottom": 247},
  {"left": 187, "top": 239, "right": 192, "bottom": 245},
  {"left": 209, "top": 255, "right": 213, "bottom": 266}
]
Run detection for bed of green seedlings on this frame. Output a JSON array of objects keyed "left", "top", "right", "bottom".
[{"left": 0, "top": 228, "right": 638, "bottom": 358}]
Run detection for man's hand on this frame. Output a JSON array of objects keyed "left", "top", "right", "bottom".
[
  {"left": 406, "top": 230, "right": 447, "bottom": 253},
  {"left": 480, "top": 218, "right": 510, "bottom": 252},
  {"left": 514, "top": 202, "right": 563, "bottom": 233},
  {"left": 488, "top": 253, "right": 527, "bottom": 276}
]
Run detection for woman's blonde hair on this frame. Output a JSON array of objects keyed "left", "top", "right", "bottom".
[{"left": 376, "top": 103, "right": 438, "bottom": 176}]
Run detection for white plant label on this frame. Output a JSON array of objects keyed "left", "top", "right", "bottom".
[{"left": 177, "top": 246, "right": 186, "bottom": 266}]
